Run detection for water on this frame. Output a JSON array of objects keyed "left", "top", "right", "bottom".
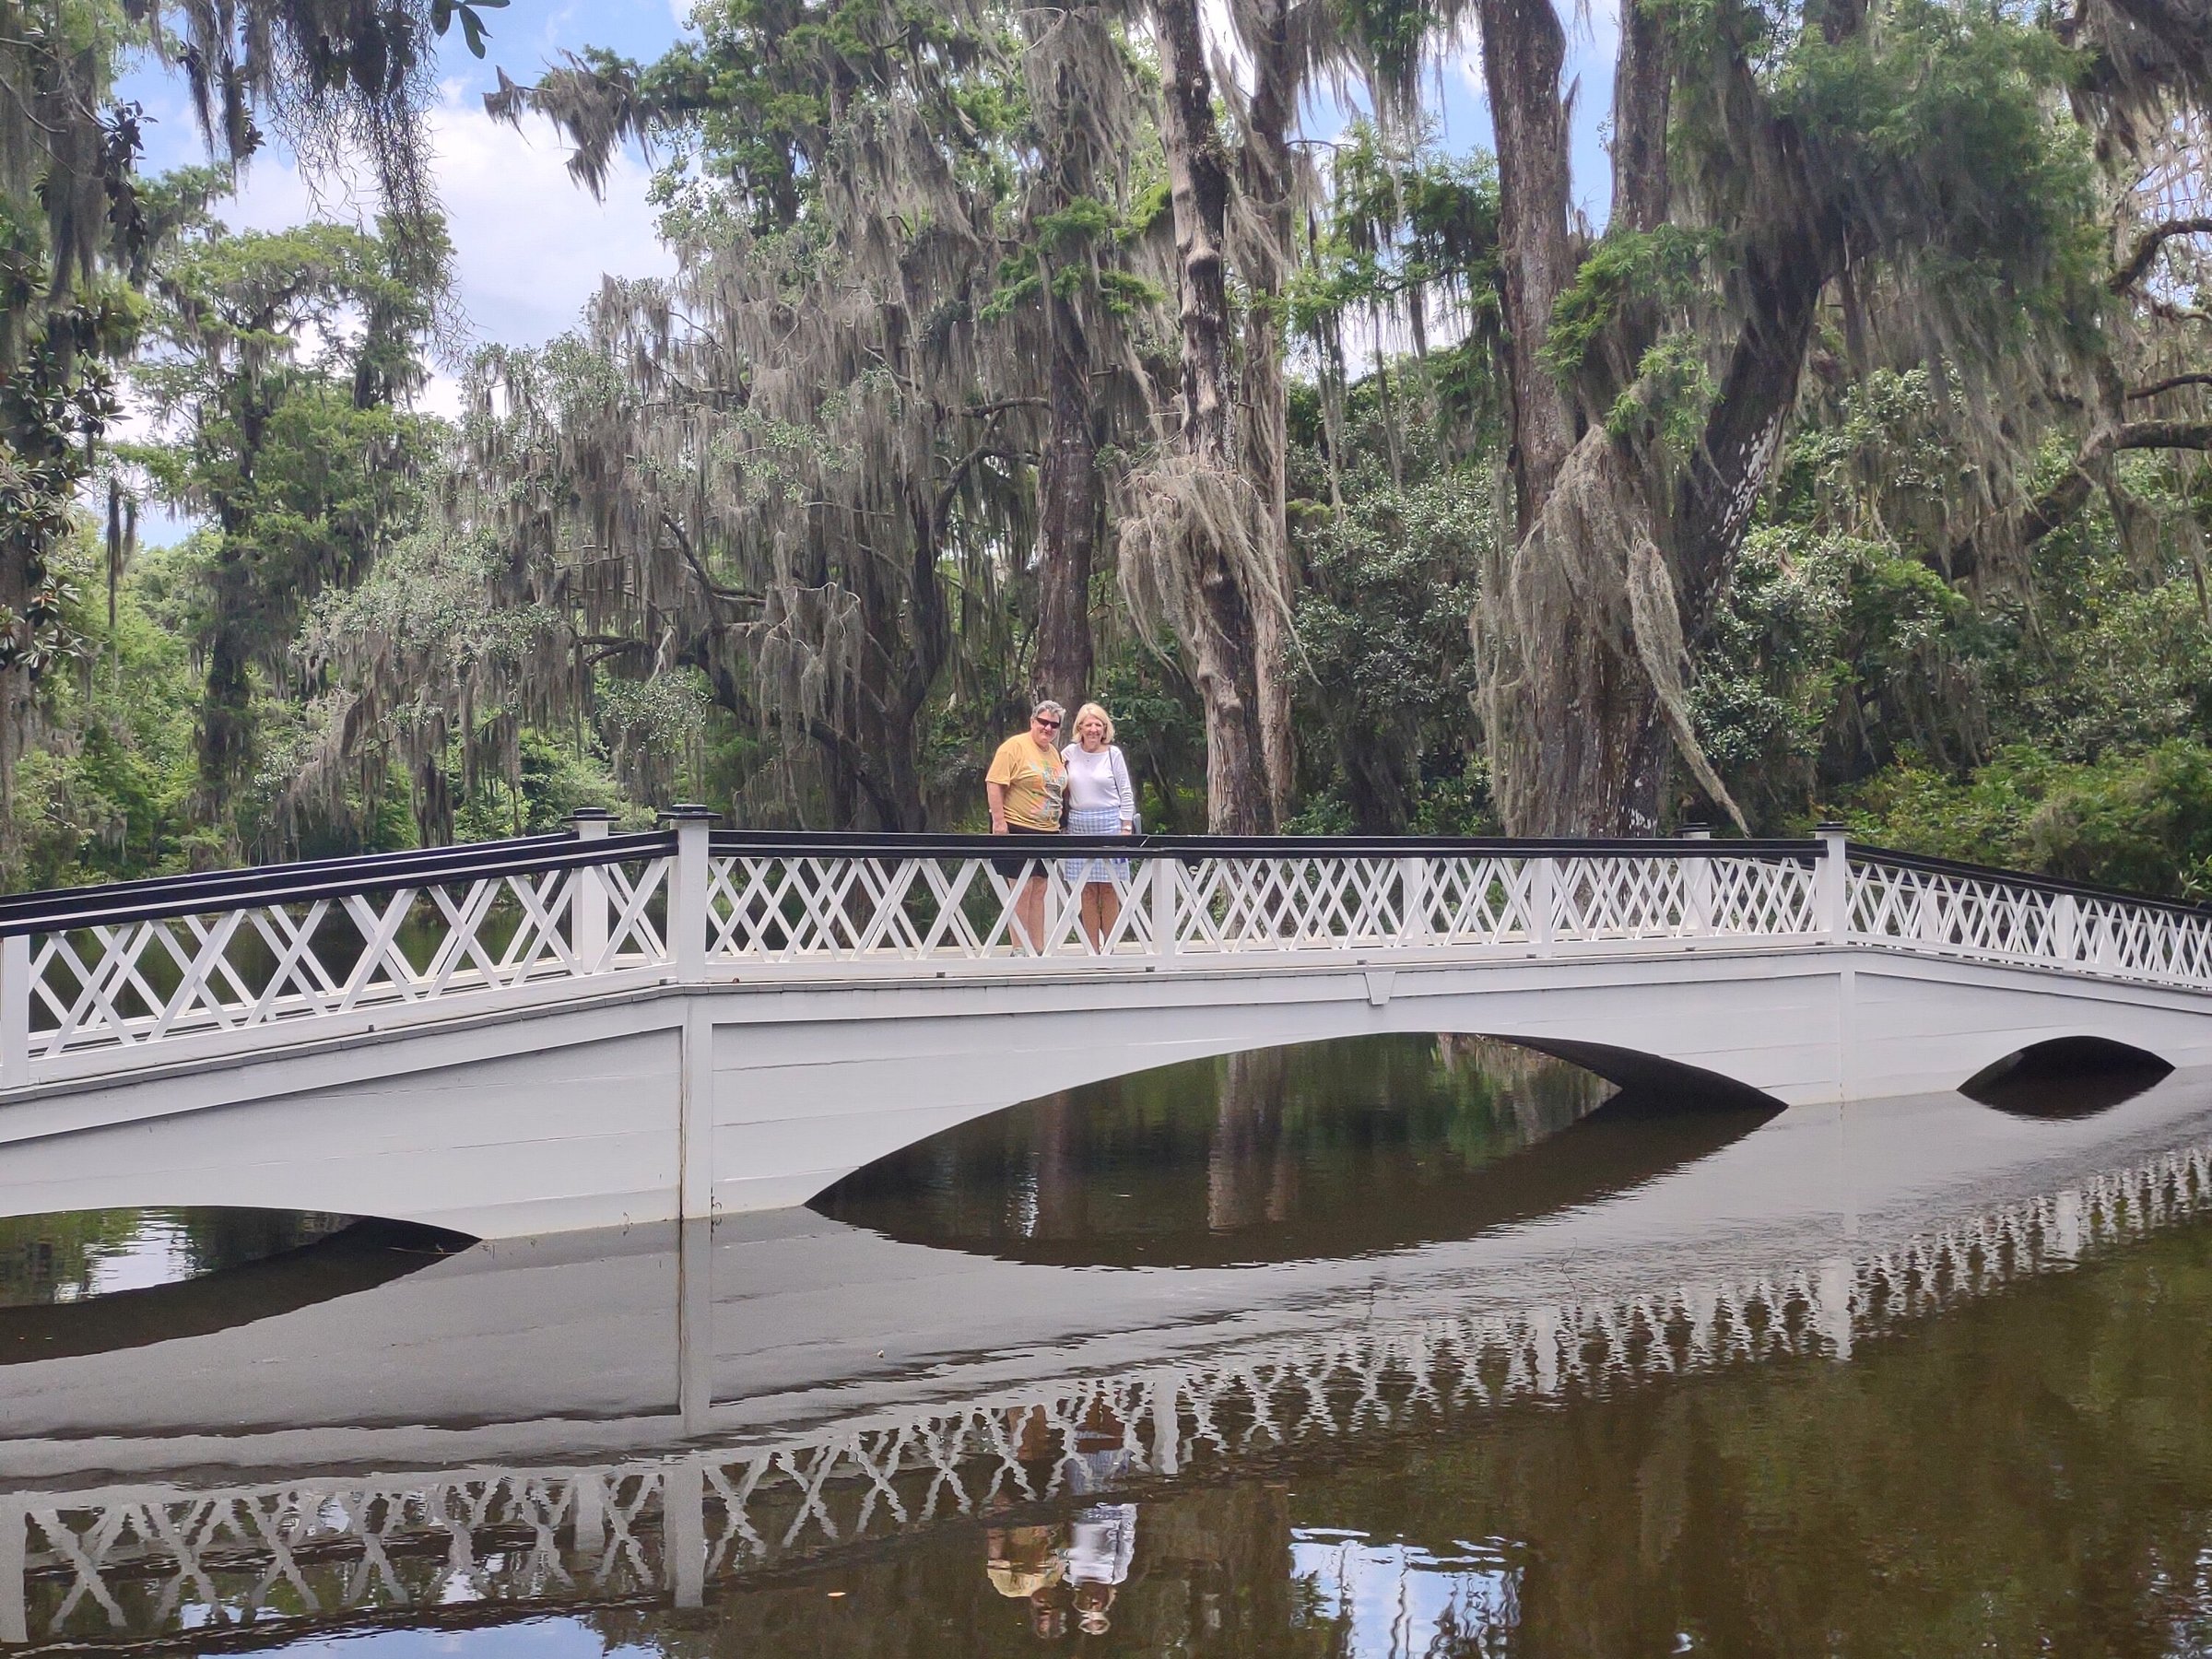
[
  {"left": 815, "top": 1036, "right": 1777, "bottom": 1265},
  {"left": 0, "top": 1207, "right": 467, "bottom": 1361},
  {"left": 8, "top": 1037, "right": 2212, "bottom": 1655}
]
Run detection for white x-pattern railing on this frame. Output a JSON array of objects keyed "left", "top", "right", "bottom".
[
  {"left": 6, "top": 1135, "right": 2206, "bottom": 1651},
  {"left": 4, "top": 819, "right": 2209, "bottom": 1087}
]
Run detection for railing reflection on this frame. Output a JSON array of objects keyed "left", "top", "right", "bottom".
[{"left": 5, "top": 1134, "right": 2209, "bottom": 1650}]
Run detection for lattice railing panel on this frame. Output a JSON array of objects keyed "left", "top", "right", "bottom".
[
  {"left": 1849, "top": 860, "right": 2212, "bottom": 991},
  {"left": 707, "top": 854, "right": 1147, "bottom": 963},
  {"left": 1709, "top": 856, "right": 1821, "bottom": 936},
  {"left": 22, "top": 857, "right": 673, "bottom": 1059}
]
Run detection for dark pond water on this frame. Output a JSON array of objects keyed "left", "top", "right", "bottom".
[
  {"left": 815, "top": 1035, "right": 1779, "bottom": 1265},
  {"left": 9, "top": 1036, "right": 2212, "bottom": 1657},
  {"left": 329, "top": 1210, "right": 2212, "bottom": 1658}
]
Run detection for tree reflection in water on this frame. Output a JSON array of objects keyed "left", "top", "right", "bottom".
[{"left": 817, "top": 1034, "right": 1777, "bottom": 1266}]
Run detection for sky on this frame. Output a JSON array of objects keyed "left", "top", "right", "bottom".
[{"left": 112, "top": 0, "right": 1620, "bottom": 543}]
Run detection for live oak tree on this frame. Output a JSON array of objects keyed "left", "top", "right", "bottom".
[
  {"left": 1467, "top": 0, "right": 2212, "bottom": 834},
  {"left": 470, "top": 0, "right": 1182, "bottom": 829}
]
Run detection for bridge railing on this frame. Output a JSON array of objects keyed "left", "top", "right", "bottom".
[
  {"left": 700, "top": 831, "right": 1826, "bottom": 965},
  {"left": 0, "top": 820, "right": 677, "bottom": 1084},
  {"left": 3, "top": 819, "right": 2207, "bottom": 1085},
  {"left": 1847, "top": 847, "right": 2212, "bottom": 987}
]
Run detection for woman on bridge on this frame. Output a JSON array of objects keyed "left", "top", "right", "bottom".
[
  {"left": 1062, "top": 702, "right": 1135, "bottom": 952},
  {"left": 986, "top": 700, "right": 1069, "bottom": 951}
]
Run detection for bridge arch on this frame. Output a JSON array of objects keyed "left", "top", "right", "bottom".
[
  {"left": 812, "top": 1029, "right": 1788, "bottom": 1264},
  {"left": 1960, "top": 1035, "right": 2174, "bottom": 1118},
  {"left": 767, "top": 983, "right": 1806, "bottom": 1214}
]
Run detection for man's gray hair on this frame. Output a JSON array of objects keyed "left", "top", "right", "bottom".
[{"left": 1032, "top": 699, "right": 1067, "bottom": 720}]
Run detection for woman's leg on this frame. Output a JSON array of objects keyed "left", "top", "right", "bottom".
[
  {"left": 1019, "top": 872, "right": 1049, "bottom": 952},
  {"left": 1088, "top": 881, "right": 1121, "bottom": 950}
]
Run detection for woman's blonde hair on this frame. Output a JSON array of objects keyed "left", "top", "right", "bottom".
[{"left": 1071, "top": 702, "right": 1116, "bottom": 746}]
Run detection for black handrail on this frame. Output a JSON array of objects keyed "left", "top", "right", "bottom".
[
  {"left": 0, "top": 831, "right": 672, "bottom": 938},
  {"left": 1852, "top": 842, "right": 2212, "bottom": 923},
  {"left": 4, "top": 826, "right": 2206, "bottom": 942},
  {"left": 706, "top": 829, "right": 1829, "bottom": 860}
]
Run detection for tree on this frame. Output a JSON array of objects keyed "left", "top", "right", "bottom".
[
  {"left": 0, "top": 0, "right": 503, "bottom": 843},
  {"left": 127, "top": 215, "right": 442, "bottom": 835},
  {"left": 1465, "top": 0, "right": 2199, "bottom": 834},
  {"left": 473, "top": 0, "right": 1182, "bottom": 829}
]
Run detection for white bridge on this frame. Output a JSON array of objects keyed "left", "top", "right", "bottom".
[{"left": 4, "top": 816, "right": 2212, "bottom": 1236}]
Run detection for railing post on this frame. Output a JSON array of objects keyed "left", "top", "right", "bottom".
[
  {"left": 1817, "top": 822, "right": 1850, "bottom": 944},
  {"left": 665, "top": 1460, "right": 705, "bottom": 1608},
  {"left": 1680, "top": 823, "right": 1712, "bottom": 939},
  {"left": 1529, "top": 857, "right": 1555, "bottom": 954},
  {"left": 1, "top": 934, "right": 29, "bottom": 1089},
  {"left": 0, "top": 1495, "right": 25, "bottom": 1646},
  {"left": 1398, "top": 855, "right": 1430, "bottom": 947},
  {"left": 2052, "top": 892, "right": 2079, "bottom": 965},
  {"left": 1149, "top": 854, "right": 1179, "bottom": 959},
  {"left": 661, "top": 806, "right": 718, "bottom": 982},
  {"left": 569, "top": 807, "right": 613, "bottom": 973}
]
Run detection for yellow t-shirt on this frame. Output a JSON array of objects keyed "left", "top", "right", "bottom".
[{"left": 987, "top": 733, "right": 1066, "bottom": 830}]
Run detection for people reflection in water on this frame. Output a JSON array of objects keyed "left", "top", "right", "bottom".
[
  {"left": 1067, "top": 1501, "right": 1135, "bottom": 1633},
  {"left": 988, "top": 1400, "right": 1140, "bottom": 1637},
  {"left": 985, "top": 1521, "right": 1070, "bottom": 1637}
]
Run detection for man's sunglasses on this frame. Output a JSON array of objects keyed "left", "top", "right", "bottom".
[{"left": 1033, "top": 716, "right": 1062, "bottom": 729}]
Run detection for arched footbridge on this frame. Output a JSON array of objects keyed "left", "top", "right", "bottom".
[{"left": 3, "top": 816, "right": 2210, "bottom": 1237}]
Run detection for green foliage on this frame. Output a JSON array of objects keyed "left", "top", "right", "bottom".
[
  {"left": 1606, "top": 331, "right": 1716, "bottom": 453},
  {"left": 1775, "top": 0, "right": 2103, "bottom": 338},
  {"left": 125, "top": 211, "right": 443, "bottom": 819},
  {"left": 1538, "top": 227, "right": 1715, "bottom": 383},
  {"left": 632, "top": 0, "right": 1012, "bottom": 235},
  {"left": 1288, "top": 124, "right": 1499, "bottom": 342},
  {"left": 6, "top": 537, "right": 203, "bottom": 886},
  {"left": 1292, "top": 466, "right": 1492, "bottom": 833},
  {"left": 1694, "top": 525, "right": 1971, "bottom": 825},
  {"left": 1847, "top": 742, "right": 2212, "bottom": 899}
]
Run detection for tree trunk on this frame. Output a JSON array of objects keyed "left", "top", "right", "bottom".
[
  {"left": 1469, "top": 0, "right": 1835, "bottom": 835},
  {"left": 1470, "top": 0, "right": 1662, "bottom": 835},
  {"left": 1151, "top": 0, "right": 1274, "bottom": 834},
  {"left": 1239, "top": 0, "right": 1300, "bottom": 820},
  {"left": 1033, "top": 286, "right": 1097, "bottom": 712}
]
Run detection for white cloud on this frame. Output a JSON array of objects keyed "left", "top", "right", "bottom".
[
  {"left": 128, "top": 89, "right": 674, "bottom": 543},
  {"left": 221, "top": 90, "right": 675, "bottom": 357}
]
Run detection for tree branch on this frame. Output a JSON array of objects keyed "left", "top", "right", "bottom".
[
  {"left": 2127, "top": 371, "right": 2212, "bottom": 400},
  {"left": 658, "top": 511, "right": 764, "bottom": 607},
  {"left": 1955, "top": 418, "right": 2212, "bottom": 568},
  {"left": 954, "top": 396, "right": 1049, "bottom": 418},
  {"left": 2111, "top": 217, "right": 2212, "bottom": 294}
]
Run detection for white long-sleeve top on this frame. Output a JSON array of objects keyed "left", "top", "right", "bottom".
[{"left": 1061, "top": 743, "right": 1135, "bottom": 822}]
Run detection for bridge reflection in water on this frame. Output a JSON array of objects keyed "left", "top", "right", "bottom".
[{"left": 5, "top": 1056, "right": 2212, "bottom": 1652}]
